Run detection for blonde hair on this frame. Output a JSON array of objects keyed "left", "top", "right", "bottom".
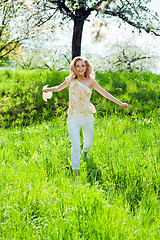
[{"left": 69, "top": 56, "right": 95, "bottom": 79}]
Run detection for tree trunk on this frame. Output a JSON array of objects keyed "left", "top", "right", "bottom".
[{"left": 72, "top": 18, "right": 84, "bottom": 59}]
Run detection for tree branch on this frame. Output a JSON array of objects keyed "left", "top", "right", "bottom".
[
  {"left": 0, "top": 4, "right": 8, "bottom": 38},
  {"left": 0, "top": 41, "right": 20, "bottom": 59},
  {"left": 104, "top": 9, "right": 160, "bottom": 36},
  {"left": 48, "top": 0, "right": 75, "bottom": 19}
]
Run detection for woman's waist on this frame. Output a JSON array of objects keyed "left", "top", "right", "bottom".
[
  {"left": 67, "top": 113, "right": 94, "bottom": 121},
  {"left": 68, "top": 102, "right": 96, "bottom": 115}
]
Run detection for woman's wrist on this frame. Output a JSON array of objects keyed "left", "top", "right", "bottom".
[
  {"left": 46, "top": 87, "right": 54, "bottom": 92},
  {"left": 116, "top": 100, "right": 123, "bottom": 106}
]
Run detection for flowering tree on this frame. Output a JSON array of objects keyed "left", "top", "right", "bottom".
[
  {"left": 0, "top": 0, "right": 35, "bottom": 65},
  {"left": 105, "top": 44, "right": 157, "bottom": 72},
  {"left": 10, "top": 0, "right": 34, "bottom": 10},
  {"left": 32, "top": 0, "right": 160, "bottom": 59}
]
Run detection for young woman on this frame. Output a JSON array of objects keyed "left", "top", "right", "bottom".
[{"left": 42, "top": 56, "right": 129, "bottom": 176}]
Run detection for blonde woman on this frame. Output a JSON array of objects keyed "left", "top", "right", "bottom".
[{"left": 42, "top": 56, "right": 129, "bottom": 176}]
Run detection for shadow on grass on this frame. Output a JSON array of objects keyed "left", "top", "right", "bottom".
[{"left": 85, "top": 156, "right": 102, "bottom": 184}]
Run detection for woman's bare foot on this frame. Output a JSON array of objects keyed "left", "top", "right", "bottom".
[
  {"left": 83, "top": 151, "right": 89, "bottom": 159},
  {"left": 74, "top": 169, "right": 78, "bottom": 177}
]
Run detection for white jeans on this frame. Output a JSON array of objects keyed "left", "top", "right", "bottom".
[{"left": 67, "top": 114, "right": 95, "bottom": 170}]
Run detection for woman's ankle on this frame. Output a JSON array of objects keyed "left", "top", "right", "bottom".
[{"left": 83, "top": 151, "right": 89, "bottom": 159}]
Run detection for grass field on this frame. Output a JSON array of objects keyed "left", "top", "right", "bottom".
[
  {"left": 0, "top": 114, "right": 160, "bottom": 239},
  {"left": 0, "top": 70, "right": 159, "bottom": 127}
]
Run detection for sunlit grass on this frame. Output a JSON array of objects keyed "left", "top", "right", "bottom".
[
  {"left": 0, "top": 70, "right": 159, "bottom": 127},
  {"left": 0, "top": 115, "right": 160, "bottom": 239}
]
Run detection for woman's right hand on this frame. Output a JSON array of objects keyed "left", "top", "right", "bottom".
[
  {"left": 42, "top": 88, "right": 48, "bottom": 93},
  {"left": 121, "top": 103, "right": 129, "bottom": 109},
  {"left": 42, "top": 85, "right": 49, "bottom": 93}
]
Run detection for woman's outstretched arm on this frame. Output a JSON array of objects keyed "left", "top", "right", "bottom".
[
  {"left": 42, "top": 80, "right": 68, "bottom": 93},
  {"left": 92, "top": 79, "right": 129, "bottom": 109}
]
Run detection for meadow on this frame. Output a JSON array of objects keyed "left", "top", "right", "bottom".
[
  {"left": 0, "top": 70, "right": 159, "bottom": 127},
  {"left": 0, "top": 70, "right": 160, "bottom": 239}
]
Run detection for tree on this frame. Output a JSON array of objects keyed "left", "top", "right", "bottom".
[
  {"left": 0, "top": 2, "right": 19, "bottom": 63},
  {"left": 106, "top": 45, "right": 155, "bottom": 72},
  {"left": 0, "top": 0, "right": 36, "bottom": 65},
  {"left": 33, "top": 0, "right": 160, "bottom": 59},
  {"left": 13, "top": 22, "right": 71, "bottom": 70},
  {"left": 97, "top": 27, "right": 160, "bottom": 72}
]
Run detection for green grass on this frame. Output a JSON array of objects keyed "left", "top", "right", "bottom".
[
  {"left": 0, "top": 70, "right": 69, "bottom": 128},
  {"left": 0, "top": 115, "right": 160, "bottom": 239},
  {"left": 0, "top": 69, "right": 159, "bottom": 238},
  {"left": 0, "top": 70, "right": 159, "bottom": 127}
]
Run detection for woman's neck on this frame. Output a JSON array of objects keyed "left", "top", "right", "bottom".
[{"left": 77, "top": 76, "right": 86, "bottom": 81}]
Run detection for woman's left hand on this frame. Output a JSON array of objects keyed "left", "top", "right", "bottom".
[{"left": 121, "top": 103, "right": 129, "bottom": 109}]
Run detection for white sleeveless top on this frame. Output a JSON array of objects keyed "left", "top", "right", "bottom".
[{"left": 65, "top": 77, "right": 96, "bottom": 116}]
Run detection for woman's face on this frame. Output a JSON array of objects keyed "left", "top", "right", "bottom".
[{"left": 75, "top": 60, "right": 87, "bottom": 77}]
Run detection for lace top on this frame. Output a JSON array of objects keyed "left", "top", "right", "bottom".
[{"left": 65, "top": 77, "right": 96, "bottom": 116}]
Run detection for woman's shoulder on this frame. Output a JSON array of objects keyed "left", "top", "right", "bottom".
[
  {"left": 65, "top": 75, "right": 72, "bottom": 84},
  {"left": 90, "top": 76, "right": 95, "bottom": 81},
  {"left": 65, "top": 72, "right": 77, "bottom": 81},
  {"left": 89, "top": 77, "right": 96, "bottom": 85}
]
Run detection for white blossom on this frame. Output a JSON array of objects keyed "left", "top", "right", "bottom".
[
  {"left": 11, "top": 0, "right": 34, "bottom": 10},
  {"left": 109, "top": 0, "right": 122, "bottom": 10},
  {"left": 90, "top": 18, "right": 107, "bottom": 41},
  {"left": 24, "top": 0, "right": 34, "bottom": 10}
]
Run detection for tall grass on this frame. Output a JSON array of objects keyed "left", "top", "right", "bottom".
[
  {"left": 0, "top": 70, "right": 159, "bottom": 127},
  {"left": 0, "top": 115, "right": 160, "bottom": 239}
]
